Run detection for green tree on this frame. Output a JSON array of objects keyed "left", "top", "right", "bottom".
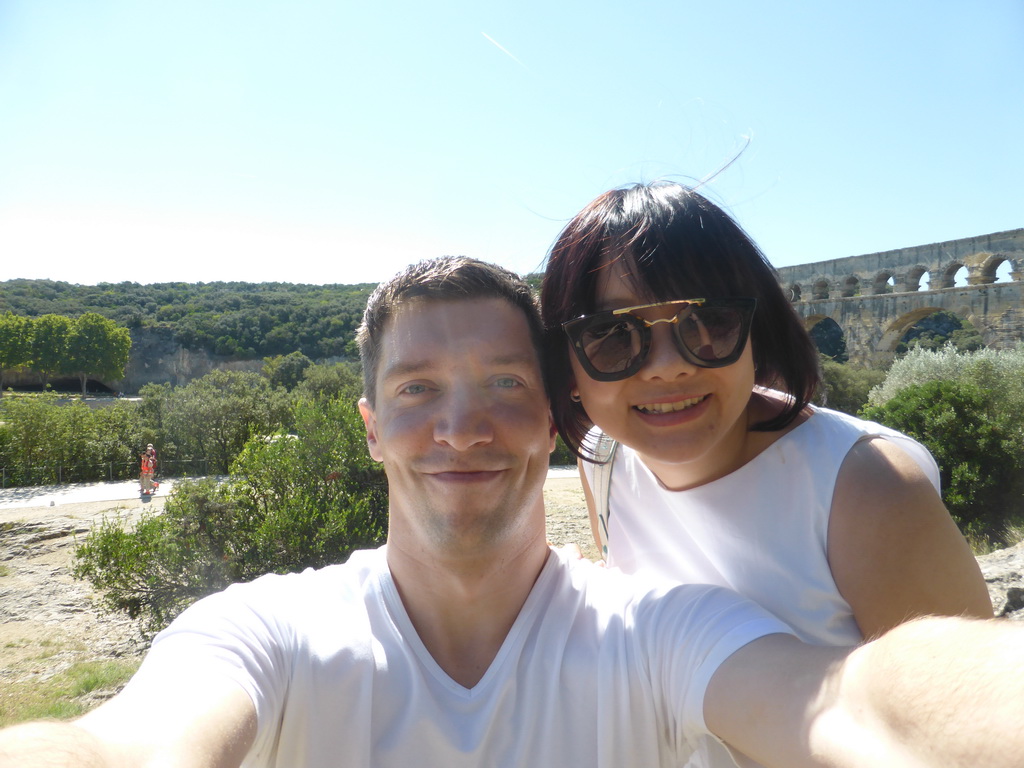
[
  {"left": 66, "top": 313, "right": 132, "bottom": 395},
  {"left": 262, "top": 351, "right": 313, "bottom": 391},
  {"left": 0, "top": 312, "right": 33, "bottom": 396},
  {"left": 0, "top": 394, "right": 62, "bottom": 484},
  {"left": 31, "top": 314, "right": 73, "bottom": 388},
  {"left": 815, "top": 357, "right": 886, "bottom": 416},
  {"left": 293, "top": 361, "right": 363, "bottom": 402},
  {"left": 0, "top": 395, "right": 142, "bottom": 485},
  {"left": 147, "top": 370, "right": 291, "bottom": 474},
  {"left": 949, "top": 328, "right": 985, "bottom": 352}
]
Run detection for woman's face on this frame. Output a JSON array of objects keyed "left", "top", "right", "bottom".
[{"left": 570, "top": 257, "right": 757, "bottom": 490}]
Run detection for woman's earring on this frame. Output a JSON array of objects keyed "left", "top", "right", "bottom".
[{"left": 570, "top": 390, "right": 582, "bottom": 403}]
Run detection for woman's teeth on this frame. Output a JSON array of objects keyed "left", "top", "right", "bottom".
[{"left": 636, "top": 395, "right": 706, "bottom": 414}]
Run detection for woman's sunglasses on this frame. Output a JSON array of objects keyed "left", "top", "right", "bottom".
[{"left": 562, "top": 298, "right": 757, "bottom": 382}]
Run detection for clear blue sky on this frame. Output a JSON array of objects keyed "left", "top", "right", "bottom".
[{"left": 1, "top": 0, "right": 1021, "bottom": 286}]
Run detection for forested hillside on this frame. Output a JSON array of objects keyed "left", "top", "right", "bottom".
[{"left": 0, "top": 279, "right": 377, "bottom": 360}]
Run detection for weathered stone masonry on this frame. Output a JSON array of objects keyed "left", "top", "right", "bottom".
[{"left": 776, "top": 228, "right": 1024, "bottom": 366}]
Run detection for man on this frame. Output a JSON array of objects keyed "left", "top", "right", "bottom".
[{"left": 2, "top": 256, "right": 1023, "bottom": 767}]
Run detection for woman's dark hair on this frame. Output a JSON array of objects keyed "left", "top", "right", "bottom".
[{"left": 541, "top": 182, "right": 820, "bottom": 460}]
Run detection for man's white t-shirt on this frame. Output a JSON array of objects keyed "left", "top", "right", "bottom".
[{"left": 133, "top": 546, "right": 789, "bottom": 767}]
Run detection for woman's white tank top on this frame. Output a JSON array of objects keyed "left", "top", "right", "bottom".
[{"left": 584, "top": 405, "right": 939, "bottom": 647}]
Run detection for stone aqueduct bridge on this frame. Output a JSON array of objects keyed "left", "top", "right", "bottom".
[{"left": 775, "top": 228, "right": 1024, "bottom": 366}]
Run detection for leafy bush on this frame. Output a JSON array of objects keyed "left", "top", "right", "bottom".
[
  {"left": 74, "top": 482, "right": 238, "bottom": 633},
  {"left": 861, "top": 379, "right": 1022, "bottom": 544},
  {"left": 814, "top": 357, "right": 886, "bottom": 416},
  {"left": 868, "top": 345, "right": 1024, "bottom": 422},
  {"left": 74, "top": 395, "right": 388, "bottom": 634},
  {"left": 229, "top": 396, "right": 388, "bottom": 575}
]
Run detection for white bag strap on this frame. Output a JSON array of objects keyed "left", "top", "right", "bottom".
[{"left": 590, "top": 432, "right": 618, "bottom": 559}]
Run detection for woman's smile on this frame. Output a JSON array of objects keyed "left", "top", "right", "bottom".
[{"left": 634, "top": 394, "right": 709, "bottom": 415}]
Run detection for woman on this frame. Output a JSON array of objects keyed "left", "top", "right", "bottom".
[{"left": 541, "top": 183, "right": 991, "bottom": 766}]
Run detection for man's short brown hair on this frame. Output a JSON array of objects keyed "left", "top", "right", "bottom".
[{"left": 357, "top": 257, "right": 545, "bottom": 406}]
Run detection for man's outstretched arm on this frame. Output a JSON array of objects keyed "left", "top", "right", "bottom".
[
  {"left": 706, "top": 616, "right": 1024, "bottom": 768},
  {"left": 0, "top": 668, "right": 256, "bottom": 768}
]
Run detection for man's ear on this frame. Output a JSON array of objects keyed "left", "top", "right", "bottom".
[{"left": 358, "top": 397, "right": 384, "bottom": 462}]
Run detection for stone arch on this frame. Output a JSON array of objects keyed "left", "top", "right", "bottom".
[
  {"left": 806, "top": 315, "right": 848, "bottom": 361},
  {"left": 904, "top": 265, "right": 930, "bottom": 292},
  {"left": 938, "top": 262, "right": 968, "bottom": 289},
  {"left": 978, "top": 253, "right": 1017, "bottom": 284},
  {"left": 812, "top": 278, "right": 830, "bottom": 300},
  {"left": 1010, "top": 258, "right": 1024, "bottom": 282},
  {"left": 877, "top": 306, "right": 981, "bottom": 355},
  {"left": 871, "top": 270, "right": 896, "bottom": 295},
  {"left": 876, "top": 307, "right": 948, "bottom": 354},
  {"left": 839, "top": 275, "right": 860, "bottom": 298},
  {"left": 787, "top": 282, "right": 802, "bottom": 302}
]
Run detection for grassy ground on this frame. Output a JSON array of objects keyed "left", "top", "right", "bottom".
[
  {"left": 0, "top": 654, "right": 140, "bottom": 727},
  {"left": 970, "top": 520, "right": 1024, "bottom": 556}
]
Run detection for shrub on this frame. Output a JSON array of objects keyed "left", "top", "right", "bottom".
[
  {"left": 868, "top": 345, "right": 1024, "bottom": 420},
  {"left": 74, "top": 395, "right": 388, "bottom": 634},
  {"left": 74, "top": 481, "right": 238, "bottom": 634},
  {"left": 229, "top": 396, "right": 388, "bottom": 576},
  {"left": 861, "top": 379, "right": 1021, "bottom": 544}
]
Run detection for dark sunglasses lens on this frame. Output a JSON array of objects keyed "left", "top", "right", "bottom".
[
  {"left": 579, "top": 318, "right": 642, "bottom": 375},
  {"left": 677, "top": 306, "right": 745, "bottom": 361}
]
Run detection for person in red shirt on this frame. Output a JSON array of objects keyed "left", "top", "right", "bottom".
[{"left": 140, "top": 451, "right": 155, "bottom": 495}]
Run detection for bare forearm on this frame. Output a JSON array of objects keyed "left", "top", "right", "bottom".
[
  {"left": 0, "top": 721, "right": 112, "bottom": 768},
  {"left": 844, "top": 616, "right": 1024, "bottom": 768}
]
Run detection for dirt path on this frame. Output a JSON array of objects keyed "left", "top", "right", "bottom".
[
  {"left": 0, "top": 476, "right": 594, "bottom": 689},
  {"left": 0, "top": 497, "right": 168, "bottom": 686}
]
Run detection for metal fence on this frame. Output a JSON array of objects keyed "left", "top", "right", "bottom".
[{"left": 0, "top": 458, "right": 213, "bottom": 489}]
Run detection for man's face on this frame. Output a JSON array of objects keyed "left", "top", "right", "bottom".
[{"left": 359, "top": 297, "right": 555, "bottom": 554}]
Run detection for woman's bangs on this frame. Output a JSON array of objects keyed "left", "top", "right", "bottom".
[{"left": 629, "top": 242, "right": 747, "bottom": 304}]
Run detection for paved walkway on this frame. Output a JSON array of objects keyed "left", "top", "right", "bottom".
[
  {"left": 0, "top": 478, "right": 181, "bottom": 509},
  {"left": 0, "top": 466, "right": 580, "bottom": 510}
]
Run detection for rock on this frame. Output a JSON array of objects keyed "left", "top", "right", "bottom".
[{"left": 976, "top": 541, "right": 1024, "bottom": 620}]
